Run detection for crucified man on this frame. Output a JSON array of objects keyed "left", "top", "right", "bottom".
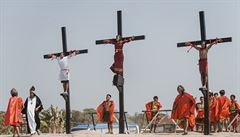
[
  {"left": 186, "top": 38, "right": 220, "bottom": 88},
  {"left": 103, "top": 35, "right": 134, "bottom": 76},
  {"left": 49, "top": 50, "right": 78, "bottom": 97}
]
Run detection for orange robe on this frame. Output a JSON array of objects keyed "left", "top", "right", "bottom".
[
  {"left": 218, "top": 96, "right": 231, "bottom": 120},
  {"left": 171, "top": 92, "right": 196, "bottom": 128},
  {"left": 209, "top": 96, "right": 219, "bottom": 123},
  {"left": 97, "top": 100, "right": 115, "bottom": 123},
  {"left": 196, "top": 102, "right": 204, "bottom": 119},
  {"left": 5, "top": 96, "right": 23, "bottom": 126},
  {"left": 229, "top": 100, "right": 240, "bottom": 128},
  {"left": 145, "top": 101, "right": 162, "bottom": 121}
]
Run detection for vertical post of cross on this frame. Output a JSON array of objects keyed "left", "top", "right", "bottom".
[
  {"left": 117, "top": 11, "right": 122, "bottom": 36},
  {"left": 116, "top": 10, "right": 125, "bottom": 134},
  {"left": 199, "top": 11, "right": 210, "bottom": 135},
  {"left": 61, "top": 27, "right": 71, "bottom": 134}
]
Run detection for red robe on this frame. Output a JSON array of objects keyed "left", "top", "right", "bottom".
[
  {"left": 199, "top": 58, "right": 208, "bottom": 75},
  {"left": 5, "top": 96, "right": 23, "bottom": 126},
  {"left": 145, "top": 101, "right": 162, "bottom": 121},
  {"left": 96, "top": 100, "right": 115, "bottom": 123},
  {"left": 196, "top": 102, "right": 204, "bottom": 119},
  {"left": 209, "top": 96, "right": 219, "bottom": 123},
  {"left": 105, "top": 38, "right": 132, "bottom": 75},
  {"left": 218, "top": 96, "right": 231, "bottom": 120},
  {"left": 171, "top": 92, "right": 196, "bottom": 128},
  {"left": 229, "top": 100, "right": 240, "bottom": 128}
]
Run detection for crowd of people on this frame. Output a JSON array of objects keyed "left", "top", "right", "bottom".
[
  {"left": 145, "top": 85, "right": 240, "bottom": 135},
  {"left": 4, "top": 85, "right": 239, "bottom": 136}
]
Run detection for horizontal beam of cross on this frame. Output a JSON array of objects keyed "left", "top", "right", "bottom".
[
  {"left": 43, "top": 49, "right": 88, "bottom": 59},
  {"left": 177, "top": 37, "right": 232, "bottom": 47},
  {"left": 96, "top": 35, "right": 145, "bottom": 45}
]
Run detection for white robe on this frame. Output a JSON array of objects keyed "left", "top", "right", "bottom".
[
  {"left": 27, "top": 97, "right": 37, "bottom": 134},
  {"left": 57, "top": 56, "right": 70, "bottom": 81}
]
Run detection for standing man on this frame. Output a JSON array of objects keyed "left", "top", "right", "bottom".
[
  {"left": 209, "top": 92, "right": 219, "bottom": 132},
  {"left": 196, "top": 96, "right": 204, "bottom": 132},
  {"left": 103, "top": 35, "right": 134, "bottom": 76},
  {"left": 22, "top": 86, "right": 43, "bottom": 135},
  {"left": 217, "top": 90, "right": 231, "bottom": 132},
  {"left": 186, "top": 38, "right": 219, "bottom": 88},
  {"left": 145, "top": 96, "right": 162, "bottom": 133},
  {"left": 49, "top": 51, "right": 77, "bottom": 97},
  {"left": 171, "top": 85, "right": 196, "bottom": 135},
  {"left": 97, "top": 94, "right": 115, "bottom": 134},
  {"left": 5, "top": 88, "right": 23, "bottom": 137},
  {"left": 229, "top": 94, "right": 240, "bottom": 132}
]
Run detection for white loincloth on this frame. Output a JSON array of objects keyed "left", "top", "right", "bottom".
[
  {"left": 59, "top": 69, "right": 70, "bottom": 81},
  {"left": 27, "top": 97, "right": 37, "bottom": 134}
]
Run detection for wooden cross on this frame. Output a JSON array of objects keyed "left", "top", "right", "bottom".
[
  {"left": 177, "top": 11, "right": 232, "bottom": 135},
  {"left": 95, "top": 10, "right": 145, "bottom": 134},
  {"left": 43, "top": 27, "right": 88, "bottom": 134}
]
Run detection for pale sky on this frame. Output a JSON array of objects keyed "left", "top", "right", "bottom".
[{"left": 0, "top": 0, "right": 239, "bottom": 114}]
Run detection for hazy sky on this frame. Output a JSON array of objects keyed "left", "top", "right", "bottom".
[{"left": 0, "top": 0, "right": 239, "bottom": 114}]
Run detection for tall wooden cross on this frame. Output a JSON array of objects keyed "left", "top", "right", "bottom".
[
  {"left": 43, "top": 27, "right": 88, "bottom": 134},
  {"left": 96, "top": 10, "right": 145, "bottom": 133},
  {"left": 177, "top": 11, "right": 232, "bottom": 135}
]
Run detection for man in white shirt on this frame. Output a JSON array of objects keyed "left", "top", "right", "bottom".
[{"left": 50, "top": 51, "right": 76, "bottom": 98}]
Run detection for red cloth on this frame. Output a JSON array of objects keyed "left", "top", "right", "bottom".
[
  {"left": 229, "top": 100, "right": 240, "bottom": 128},
  {"left": 105, "top": 38, "right": 132, "bottom": 75},
  {"left": 188, "top": 113, "right": 196, "bottom": 128},
  {"left": 218, "top": 96, "right": 231, "bottom": 120},
  {"left": 199, "top": 58, "right": 208, "bottom": 75},
  {"left": 171, "top": 92, "right": 196, "bottom": 127},
  {"left": 145, "top": 101, "right": 162, "bottom": 121},
  {"left": 209, "top": 96, "right": 219, "bottom": 123},
  {"left": 196, "top": 102, "right": 204, "bottom": 119},
  {"left": 5, "top": 96, "right": 23, "bottom": 126},
  {"left": 96, "top": 100, "right": 115, "bottom": 123}
]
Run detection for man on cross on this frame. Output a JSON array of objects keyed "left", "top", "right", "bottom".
[
  {"left": 103, "top": 35, "right": 134, "bottom": 76},
  {"left": 49, "top": 50, "right": 78, "bottom": 97},
  {"left": 186, "top": 38, "right": 220, "bottom": 88}
]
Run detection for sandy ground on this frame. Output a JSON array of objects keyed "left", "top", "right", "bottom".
[{"left": 1, "top": 131, "right": 240, "bottom": 137}]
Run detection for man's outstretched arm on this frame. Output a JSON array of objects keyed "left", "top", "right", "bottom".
[
  {"left": 185, "top": 42, "right": 200, "bottom": 51},
  {"left": 208, "top": 38, "right": 219, "bottom": 50}
]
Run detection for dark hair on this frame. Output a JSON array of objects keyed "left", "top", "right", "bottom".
[
  {"left": 214, "top": 93, "right": 218, "bottom": 96},
  {"left": 106, "top": 94, "right": 111, "bottom": 98},
  {"left": 30, "top": 86, "right": 35, "bottom": 91},
  {"left": 153, "top": 96, "right": 158, "bottom": 100},
  {"left": 230, "top": 94, "right": 236, "bottom": 99},
  {"left": 219, "top": 90, "right": 225, "bottom": 96},
  {"left": 177, "top": 85, "right": 185, "bottom": 93},
  {"left": 10, "top": 88, "right": 18, "bottom": 97},
  {"left": 200, "top": 96, "right": 204, "bottom": 99},
  {"left": 209, "top": 92, "right": 214, "bottom": 96}
]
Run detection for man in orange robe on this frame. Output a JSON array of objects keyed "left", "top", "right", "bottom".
[
  {"left": 229, "top": 94, "right": 240, "bottom": 132},
  {"left": 5, "top": 88, "right": 23, "bottom": 137},
  {"left": 145, "top": 96, "right": 162, "bottom": 133},
  {"left": 97, "top": 94, "right": 115, "bottom": 134},
  {"left": 171, "top": 85, "right": 196, "bottom": 135},
  {"left": 196, "top": 96, "right": 204, "bottom": 132},
  {"left": 217, "top": 90, "right": 231, "bottom": 132},
  {"left": 209, "top": 92, "right": 219, "bottom": 132}
]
